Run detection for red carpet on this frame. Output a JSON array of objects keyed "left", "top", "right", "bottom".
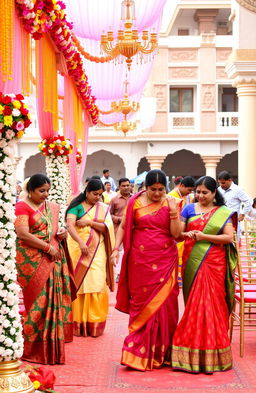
[{"left": 35, "top": 292, "right": 256, "bottom": 393}]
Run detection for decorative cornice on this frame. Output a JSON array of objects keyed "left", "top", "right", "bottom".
[
  {"left": 236, "top": 0, "right": 256, "bottom": 13},
  {"left": 225, "top": 57, "right": 256, "bottom": 86}
]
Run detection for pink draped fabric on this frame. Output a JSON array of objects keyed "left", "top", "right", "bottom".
[
  {"left": 0, "top": 10, "right": 22, "bottom": 93},
  {"left": 116, "top": 192, "right": 179, "bottom": 370},
  {"left": 64, "top": 0, "right": 167, "bottom": 40}
]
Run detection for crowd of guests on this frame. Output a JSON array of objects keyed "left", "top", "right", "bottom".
[{"left": 14, "top": 168, "right": 254, "bottom": 374}]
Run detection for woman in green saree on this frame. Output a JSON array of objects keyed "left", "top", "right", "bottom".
[{"left": 172, "top": 176, "right": 237, "bottom": 374}]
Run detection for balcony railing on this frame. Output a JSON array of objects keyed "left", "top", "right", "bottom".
[
  {"left": 169, "top": 112, "right": 196, "bottom": 132},
  {"left": 218, "top": 112, "right": 239, "bottom": 132}
]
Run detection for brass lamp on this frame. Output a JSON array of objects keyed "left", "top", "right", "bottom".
[
  {"left": 114, "top": 115, "right": 137, "bottom": 135},
  {"left": 100, "top": 0, "right": 158, "bottom": 70},
  {"left": 111, "top": 79, "right": 139, "bottom": 116}
]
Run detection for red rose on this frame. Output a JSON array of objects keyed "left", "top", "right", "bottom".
[
  {"left": 20, "top": 107, "right": 28, "bottom": 115},
  {"left": 11, "top": 121, "right": 17, "bottom": 130},
  {"left": 15, "top": 94, "right": 24, "bottom": 100},
  {"left": 3, "top": 106, "right": 12, "bottom": 115},
  {"left": 2, "top": 96, "right": 12, "bottom": 104},
  {"left": 24, "top": 118, "right": 32, "bottom": 128},
  {"left": 29, "top": 367, "right": 56, "bottom": 390}
]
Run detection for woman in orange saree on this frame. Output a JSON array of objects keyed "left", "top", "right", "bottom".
[
  {"left": 172, "top": 176, "right": 237, "bottom": 373},
  {"left": 15, "top": 174, "right": 75, "bottom": 365},
  {"left": 111, "top": 170, "right": 182, "bottom": 371}
]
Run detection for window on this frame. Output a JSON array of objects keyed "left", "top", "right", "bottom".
[
  {"left": 178, "top": 29, "right": 189, "bottom": 36},
  {"left": 221, "top": 88, "right": 238, "bottom": 112},
  {"left": 170, "top": 88, "right": 193, "bottom": 112}
]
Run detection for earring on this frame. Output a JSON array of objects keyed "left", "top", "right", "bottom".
[{"left": 28, "top": 193, "right": 31, "bottom": 198}]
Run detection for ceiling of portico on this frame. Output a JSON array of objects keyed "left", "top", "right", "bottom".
[{"left": 161, "top": 2, "right": 231, "bottom": 36}]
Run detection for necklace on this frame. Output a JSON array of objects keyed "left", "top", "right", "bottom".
[
  {"left": 197, "top": 203, "right": 214, "bottom": 221},
  {"left": 26, "top": 198, "right": 51, "bottom": 239}
]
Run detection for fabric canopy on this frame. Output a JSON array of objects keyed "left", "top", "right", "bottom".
[{"left": 64, "top": 0, "right": 166, "bottom": 40}]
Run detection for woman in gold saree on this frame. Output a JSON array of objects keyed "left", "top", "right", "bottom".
[
  {"left": 66, "top": 179, "right": 115, "bottom": 337},
  {"left": 15, "top": 174, "right": 74, "bottom": 365},
  {"left": 111, "top": 170, "right": 182, "bottom": 371}
]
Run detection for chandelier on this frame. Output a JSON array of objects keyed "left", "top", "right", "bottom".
[
  {"left": 111, "top": 79, "right": 140, "bottom": 115},
  {"left": 114, "top": 116, "right": 137, "bottom": 135},
  {"left": 100, "top": 0, "right": 158, "bottom": 70}
]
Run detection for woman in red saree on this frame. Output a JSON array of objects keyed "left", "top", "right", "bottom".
[
  {"left": 172, "top": 176, "right": 237, "bottom": 373},
  {"left": 111, "top": 170, "right": 182, "bottom": 371},
  {"left": 15, "top": 174, "right": 75, "bottom": 365}
]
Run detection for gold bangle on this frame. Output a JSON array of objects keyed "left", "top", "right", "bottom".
[
  {"left": 170, "top": 211, "right": 178, "bottom": 216},
  {"left": 170, "top": 215, "right": 178, "bottom": 220}
]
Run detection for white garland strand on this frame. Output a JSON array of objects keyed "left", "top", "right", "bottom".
[
  {"left": 0, "top": 141, "right": 24, "bottom": 361},
  {"left": 45, "top": 155, "right": 69, "bottom": 226}
]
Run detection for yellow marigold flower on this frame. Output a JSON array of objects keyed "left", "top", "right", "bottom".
[
  {"left": 17, "top": 131, "right": 24, "bottom": 139},
  {"left": 33, "top": 380, "right": 41, "bottom": 389},
  {"left": 49, "top": 143, "right": 55, "bottom": 148},
  {"left": 0, "top": 105, "right": 3, "bottom": 114},
  {"left": 61, "top": 141, "right": 66, "bottom": 146},
  {"left": 13, "top": 100, "right": 21, "bottom": 109},
  {"left": 4, "top": 115, "right": 13, "bottom": 126},
  {"left": 23, "top": 104, "right": 28, "bottom": 108},
  {"left": 27, "top": 113, "right": 31, "bottom": 119}
]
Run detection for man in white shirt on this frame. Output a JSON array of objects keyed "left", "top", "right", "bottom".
[
  {"left": 217, "top": 170, "right": 252, "bottom": 221},
  {"left": 101, "top": 169, "right": 116, "bottom": 191},
  {"left": 102, "top": 181, "right": 116, "bottom": 204}
]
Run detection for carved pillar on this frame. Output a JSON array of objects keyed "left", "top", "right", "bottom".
[
  {"left": 201, "top": 155, "right": 223, "bottom": 179},
  {"left": 145, "top": 155, "right": 166, "bottom": 170},
  {"left": 226, "top": 50, "right": 256, "bottom": 196}
]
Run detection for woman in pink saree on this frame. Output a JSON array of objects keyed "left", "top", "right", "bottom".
[{"left": 111, "top": 170, "right": 182, "bottom": 371}]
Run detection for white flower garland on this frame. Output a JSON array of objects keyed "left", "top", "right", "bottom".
[
  {"left": 45, "top": 156, "right": 70, "bottom": 226},
  {"left": 0, "top": 141, "right": 24, "bottom": 361}
]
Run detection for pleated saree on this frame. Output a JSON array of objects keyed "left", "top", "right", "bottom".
[
  {"left": 67, "top": 201, "right": 115, "bottom": 337},
  {"left": 15, "top": 201, "right": 74, "bottom": 364},
  {"left": 116, "top": 191, "right": 179, "bottom": 371},
  {"left": 172, "top": 204, "right": 237, "bottom": 373}
]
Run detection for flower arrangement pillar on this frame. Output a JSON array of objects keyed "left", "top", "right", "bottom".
[
  {"left": 0, "top": 93, "right": 34, "bottom": 392},
  {"left": 39, "top": 135, "right": 73, "bottom": 226}
]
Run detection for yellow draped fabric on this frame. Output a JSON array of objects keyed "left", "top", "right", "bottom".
[
  {"left": 36, "top": 36, "right": 58, "bottom": 131},
  {"left": 21, "top": 27, "right": 32, "bottom": 96},
  {"left": 0, "top": 0, "right": 14, "bottom": 81},
  {"left": 67, "top": 204, "right": 115, "bottom": 336}
]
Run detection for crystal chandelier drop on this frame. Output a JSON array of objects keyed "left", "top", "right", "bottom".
[{"left": 100, "top": 0, "right": 158, "bottom": 70}]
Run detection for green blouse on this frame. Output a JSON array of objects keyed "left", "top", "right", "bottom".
[{"left": 67, "top": 203, "right": 86, "bottom": 219}]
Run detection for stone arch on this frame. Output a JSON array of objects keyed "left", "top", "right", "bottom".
[
  {"left": 137, "top": 157, "right": 150, "bottom": 175},
  {"left": 162, "top": 149, "right": 205, "bottom": 180},
  {"left": 24, "top": 153, "right": 46, "bottom": 179},
  {"left": 84, "top": 150, "right": 125, "bottom": 185},
  {"left": 217, "top": 150, "right": 238, "bottom": 183}
]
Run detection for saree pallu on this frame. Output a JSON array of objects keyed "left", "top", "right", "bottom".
[
  {"left": 116, "top": 192, "right": 179, "bottom": 371},
  {"left": 67, "top": 202, "right": 114, "bottom": 337},
  {"left": 15, "top": 201, "right": 73, "bottom": 365},
  {"left": 172, "top": 206, "right": 237, "bottom": 373}
]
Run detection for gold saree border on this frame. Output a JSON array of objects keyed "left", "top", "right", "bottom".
[
  {"left": 121, "top": 350, "right": 163, "bottom": 371},
  {"left": 172, "top": 345, "right": 232, "bottom": 373},
  {"left": 129, "top": 267, "right": 177, "bottom": 333},
  {"left": 73, "top": 321, "right": 106, "bottom": 337}
]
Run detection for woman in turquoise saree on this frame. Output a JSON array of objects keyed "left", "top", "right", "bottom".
[{"left": 171, "top": 176, "right": 237, "bottom": 374}]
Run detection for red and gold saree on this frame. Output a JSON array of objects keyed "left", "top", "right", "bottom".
[
  {"left": 15, "top": 201, "right": 74, "bottom": 365},
  {"left": 116, "top": 192, "right": 179, "bottom": 371},
  {"left": 172, "top": 205, "right": 237, "bottom": 373}
]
